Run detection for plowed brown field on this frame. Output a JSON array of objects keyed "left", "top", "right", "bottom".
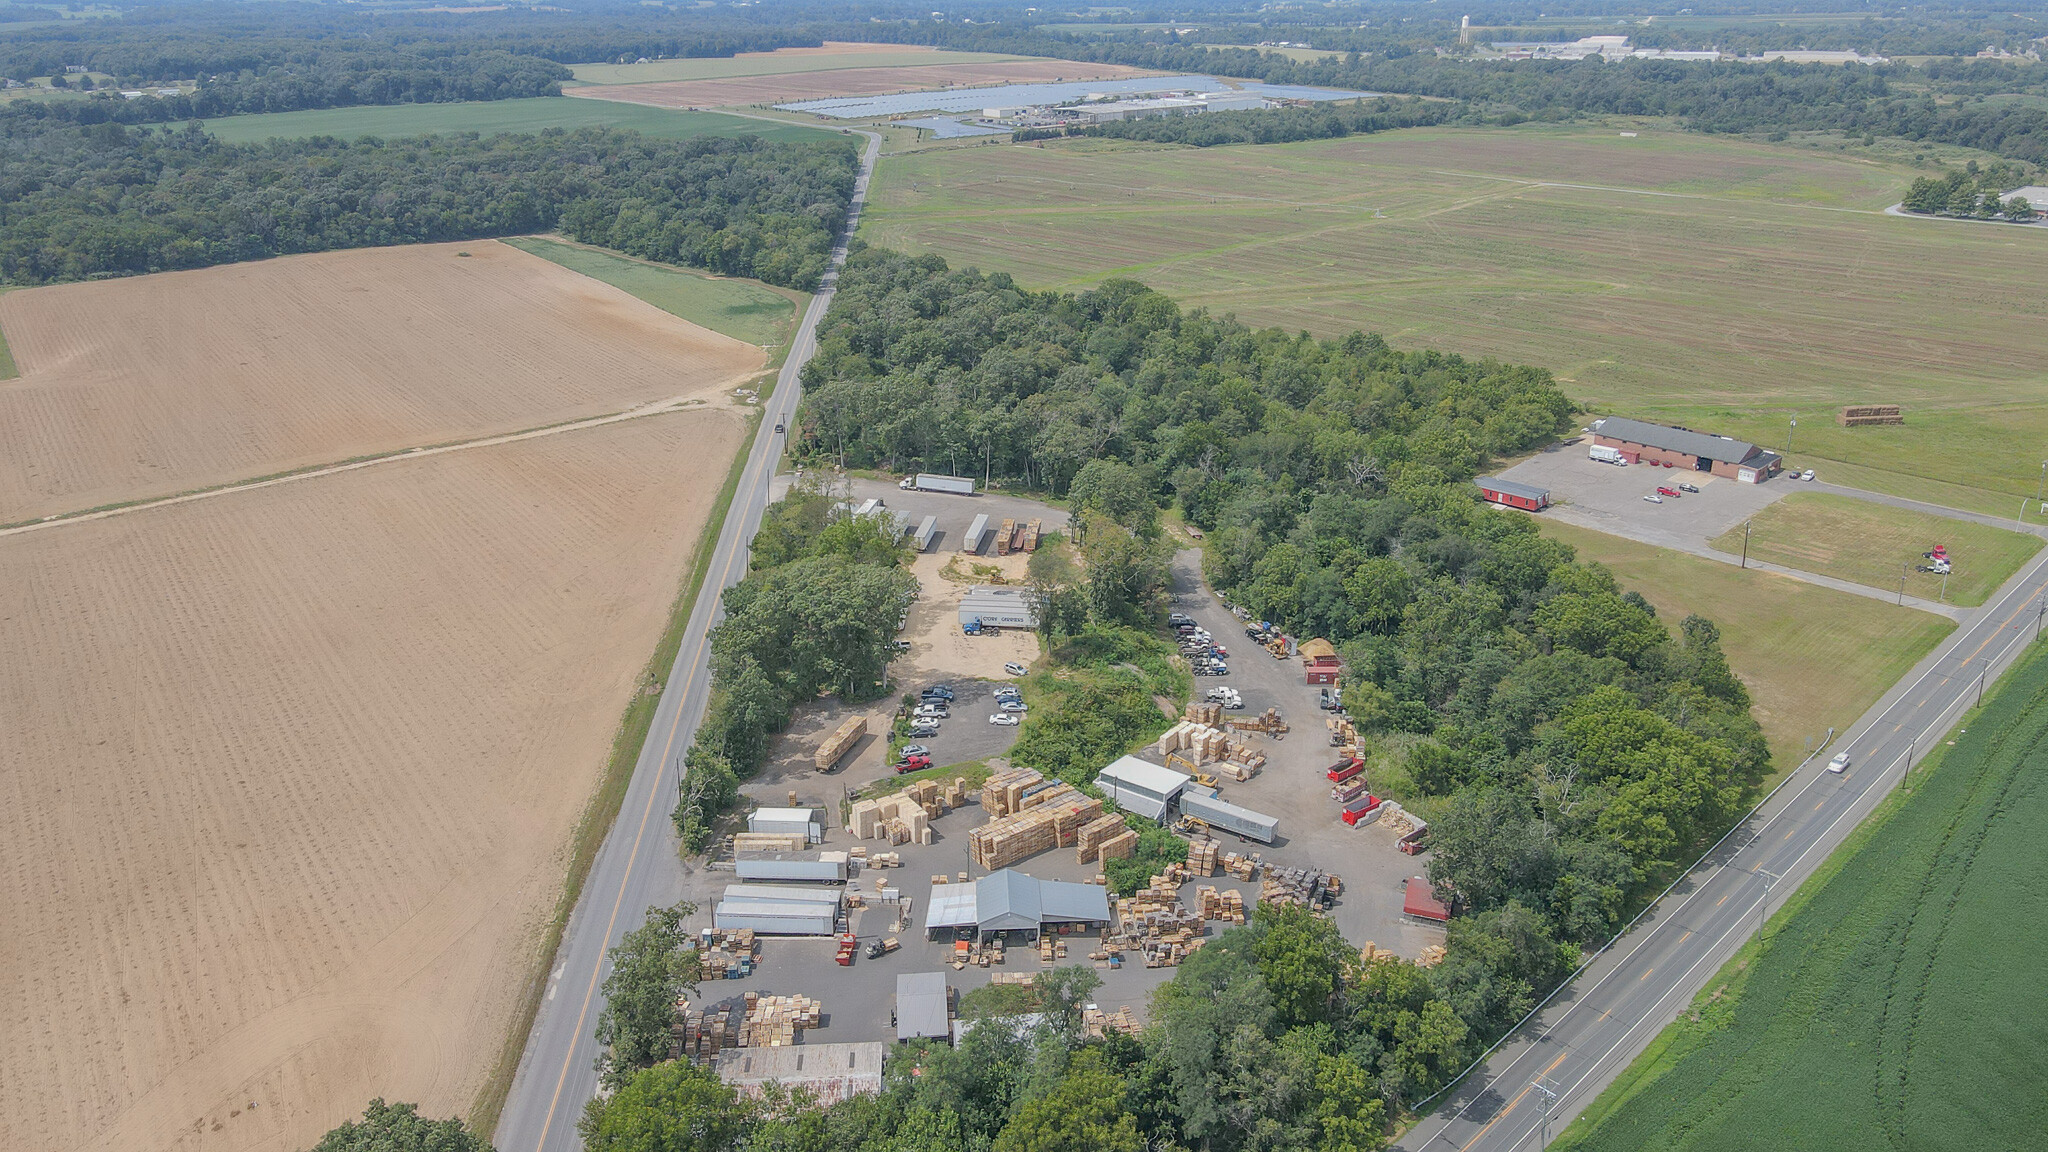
[
  {"left": 568, "top": 57, "right": 1155, "bottom": 110},
  {"left": 0, "top": 408, "right": 745, "bottom": 1152},
  {"left": 0, "top": 240, "right": 763, "bottom": 524}
]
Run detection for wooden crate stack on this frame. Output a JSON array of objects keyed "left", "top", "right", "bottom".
[
  {"left": 731, "top": 831, "right": 808, "bottom": 853},
  {"left": 1359, "top": 942, "right": 1399, "bottom": 965},
  {"left": 693, "top": 929, "right": 757, "bottom": 980},
  {"left": 1183, "top": 701, "right": 1224, "bottom": 726},
  {"left": 1158, "top": 718, "right": 1267, "bottom": 776},
  {"left": 1075, "top": 814, "right": 1128, "bottom": 864},
  {"left": 979, "top": 767, "right": 1049, "bottom": 817},
  {"left": 1326, "top": 715, "right": 1360, "bottom": 758},
  {"left": 1083, "top": 1004, "right": 1143, "bottom": 1038},
  {"left": 739, "top": 993, "right": 823, "bottom": 1048},
  {"left": 1417, "top": 944, "right": 1448, "bottom": 968},
  {"left": 1195, "top": 885, "right": 1245, "bottom": 924},
  {"left": 1184, "top": 837, "right": 1220, "bottom": 876},
  {"left": 968, "top": 786, "right": 1102, "bottom": 870},
  {"left": 1095, "top": 829, "right": 1138, "bottom": 861},
  {"left": 674, "top": 996, "right": 746, "bottom": 1061},
  {"left": 1219, "top": 850, "right": 1262, "bottom": 881},
  {"left": 846, "top": 794, "right": 932, "bottom": 844},
  {"left": 816, "top": 714, "right": 866, "bottom": 771},
  {"left": 1261, "top": 866, "right": 1341, "bottom": 908}
]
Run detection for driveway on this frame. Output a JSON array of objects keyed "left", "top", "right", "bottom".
[{"left": 1497, "top": 443, "right": 1964, "bottom": 619}]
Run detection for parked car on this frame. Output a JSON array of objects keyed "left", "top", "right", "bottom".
[
  {"left": 1643, "top": 494, "right": 1664, "bottom": 503},
  {"left": 913, "top": 704, "right": 949, "bottom": 719},
  {"left": 901, "top": 744, "right": 931, "bottom": 758},
  {"left": 921, "top": 686, "right": 955, "bottom": 701},
  {"left": 1000, "top": 700, "right": 1028, "bottom": 713},
  {"left": 989, "top": 713, "right": 1020, "bottom": 726},
  {"left": 1003, "top": 662, "right": 1029, "bottom": 677},
  {"left": 1827, "top": 751, "right": 1850, "bottom": 774},
  {"left": 907, "top": 722, "right": 940, "bottom": 738},
  {"left": 1209, "top": 663, "right": 1230, "bottom": 675},
  {"left": 893, "top": 753, "right": 933, "bottom": 773},
  {"left": 1677, "top": 482, "right": 1700, "bottom": 493},
  {"left": 1801, "top": 469, "right": 1816, "bottom": 481},
  {"left": 774, "top": 421, "right": 785, "bottom": 433},
  {"left": 1211, "top": 645, "right": 1228, "bottom": 658},
  {"left": 1657, "top": 486, "right": 1681, "bottom": 498}
]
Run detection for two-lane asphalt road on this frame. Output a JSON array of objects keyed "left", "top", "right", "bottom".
[
  {"left": 1398, "top": 543, "right": 2048, "bottom": 1152},
  {"left": 493, "top": 128, "right": 880, "bottom": 1152}
]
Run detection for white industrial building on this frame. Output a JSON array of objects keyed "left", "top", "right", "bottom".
[
  {"left": 1095, "top": 755, "right": 1192, "bottom": 820},
  {"left": 1055, "top": 90, "right": 1271, "bottom": 124},
  {"left": 712, "top": 892, "right": 840, "bottom": 935},
  {"left": 747, "top": 806, "right": 824, "bottom": 841},
  {"left": 959, "top": 585, "right": 1037, "bottom": 631},
  {"left": 896, "top": 971, "right": 953, "bottom": 1041},
  {"left": 921, "top": 868, "right": 1113, "bottom": 942}
]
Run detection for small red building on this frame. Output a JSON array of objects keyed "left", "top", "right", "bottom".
[
  {"left": 1300, "top": 638, "right": 1341, "bottom": 686},
  {"left": 1403, "top": 877, "right": 1452, "bottom": 923},
  {"left": 1474, "top": 476, "right": 1551, "bottom": 511}
]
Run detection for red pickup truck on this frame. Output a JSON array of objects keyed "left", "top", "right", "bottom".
[
  {"left": 1326, "top": 757, "right": 1364, "bottom": 784},
  {"left": 893, "top": 753, "right": 933, "bottom": 774}
]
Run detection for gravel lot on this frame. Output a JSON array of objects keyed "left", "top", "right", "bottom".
[{"left": 1497, "top": 438, "right": 1794, "bottom": 547}]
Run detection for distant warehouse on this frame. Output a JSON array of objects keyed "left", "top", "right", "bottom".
[{"left": 1588, "top": 416, "right": 1784, "bottom": 483}]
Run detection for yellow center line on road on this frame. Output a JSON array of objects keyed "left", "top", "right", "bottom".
[
  {"left": 1716, "top": 892, "right": 1730, "bottom": 907},
  {"left": 531, "top": 442, "right": 771, "bottom": 1149},
  {"left": 1457, "top": 1051, "right": 1573, "bottom": 1151},
  {"left": 1639, "top": 968, "right": 1654, "bottom": 981},
  {"left": 1678, "top": 931, "right": 1692, "bottom": 944}
]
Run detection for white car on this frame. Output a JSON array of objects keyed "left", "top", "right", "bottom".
[
  {"left": 1801, "top": 469, "right": 1816, "bottom": 482},
  {"left": 1827, "top": 751, "right": 1850, "bottom": 774},
  {"left": 989, "top": 713, "right": 1019, "bottom": 726},
  {"left": 1643, "top": 494, "right": 1663, "bottom": 504},
  {"left": 1000, "top": 700, "right": 1028, "bottom": 713},
  {"left": 1004, "top": 662, "right": 1029, "bottom": 677}
]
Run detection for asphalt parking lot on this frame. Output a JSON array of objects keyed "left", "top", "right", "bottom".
[{"left": 1498, "top": 438, "right": 1795, "bottom": 547}]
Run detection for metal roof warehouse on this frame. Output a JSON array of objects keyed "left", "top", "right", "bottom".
[
  {"left": 1589, "top": 416, "right": 1784, "bottom": 482},
  {"left": 1095, "top": 755, "right": 1193, "bottom": 820},
  {"left": 920, "top": 868, "right": 1113, "bottom": 941}
]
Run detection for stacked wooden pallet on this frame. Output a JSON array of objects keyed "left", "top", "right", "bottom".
[
  {"left": 1185, "top": 837, "right": 1220, "bottom": 876},
  {"left": 1261, "top": 866, "right": 1341, "bottom": 908},
  {"left": 1219, "top": 850, "right": 1263, "bottom": 881},
  {"left": 846, "top": 794, "right": 932, "bottom": 844},
  {"left": 674, "top": 997, "right": 746, "bottom": 1060},
  {"left": 1095, "top": 829, "right": 1138, "bottom": 861},
  {"left": 1417, "top": 944, "right": 1448, "bottom": 968},
  {"left": 968, "top": 786, "right": 1101, "bottom": 870},
  {"left": 1195, "top": 885, "right": 1245, "bottom": 924},
  {"left": 1075, "top": 813, "right": 1128, "bottom": 864},
  {"left": 740, "top": 993, "right": 823, "bottom": 1048},
  {"left": 979, "top": 767, "right": 1049, "bottom": 817}
]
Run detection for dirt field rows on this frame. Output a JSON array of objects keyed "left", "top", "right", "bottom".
[
  {"left": 569, "top": 57, "right": 1155, "bottom": 110},
  {"left": 0, "top": 409, "right": 744, "bottom": 1152},
  {"left": 0, "top": 241, "right": 763, "bottom": 524}
]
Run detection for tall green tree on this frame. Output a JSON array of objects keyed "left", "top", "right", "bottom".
[
  {"left": 991, "top": 1049, "right": 1143, "bottom": 1152},
  {"left": 594, "top": 902, "right": 700, "bottom": 1087},
  {"left": 578, "top": 1060, "right": 746, "bottom": 1152},
  {"left": 310, "top": 1100, "right": 493, "bottom": 1152}
]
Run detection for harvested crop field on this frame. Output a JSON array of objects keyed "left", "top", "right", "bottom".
[
  {"left": 0, "top": 408, "right": 746, "bottom": 1152},
  {"left": 0, "top": 240, "right": 764, "bottom": 524},
  {"left": 569, "top": 57, "right": 1155, "bottom": 111},
  {"left": 567, "top": 41, "right": 1043, "bottom": 86}
]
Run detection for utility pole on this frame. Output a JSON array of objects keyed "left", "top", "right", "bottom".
[
  {"left": 2037, "top": 460, "right": 2046, "bottom": 509},
  {"left": 2036, "top": 596, "right": 2045, "bottom": 640},
  {"left": 1754, "top": 867, "right": 1782, "bottom": 944},
  {"left": 2020, "top": 496, "right": 2029, "bottom": 529},
  {"left": 1899, "top": 565, "right": 1907, "bottom": 607},
  {"left": 1740, "top": 520, "right": 1753, "bottom": 569},
  {"left": 1786, "top": 414, "right": 1797, "bottom": 453},
  {"left": 1531, "top": 1077, "right": 1560, "bottom": 1148}
]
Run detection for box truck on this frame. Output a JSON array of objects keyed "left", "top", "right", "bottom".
[
  {"left": 1589, "top": 444, "right": 1628, "bottom": 466},
  {"left": 900, "top": 474, "right": 976, "bottom": 495}
]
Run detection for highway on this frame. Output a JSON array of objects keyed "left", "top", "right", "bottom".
[
  {"left": 1397, "top": 541, "right": 2048, "bottom": 1152},
  {"left": 493, "top": 127, "right": 881, "bottom": 1152}
]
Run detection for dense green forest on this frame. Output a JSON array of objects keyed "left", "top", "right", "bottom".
[
  {"left": 0, "top": 110, "right": 856, "bottom": 288},
  {"left": 798, "top": 244, "right": 1767, "bottom": 1018}
]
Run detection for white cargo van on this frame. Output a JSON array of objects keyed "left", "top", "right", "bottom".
[{"left": 1589, "top": 444, "right": 1627, "bottom": 466}]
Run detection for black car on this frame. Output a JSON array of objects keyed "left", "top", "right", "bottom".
[{"left": 921, "top": 686, "right": 954, "bottom": 701}]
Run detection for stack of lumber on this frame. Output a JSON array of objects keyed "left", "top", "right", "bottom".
[
  {"left": 732, "top": 832, "right": 808, "bottom": 853},
  {"left": 1416, "top": 944, "right": 1448, "bottom": 968},
  {"left": 816, "top": 715, "right": 866, "bottom": 771},
  {"left": 694, "top": 929, "right": 758, "bottom": 980},
  {"left": 1183, "top": 702, "right": 1224, "bottom": 726},
  {"left": 1261, "top": 866, "right": 1340, "bottom": 908},
  {"left": 1220, "top": 851, "right": 1263, "bottom": 881},
  {"left": 1359, "top": 943, "right": 1399, "bottom": 964},
  {"left": 740, "top": 993, "right": 823, "bottom": 1048},
  {"left": 1020, "top": 518, "right": 1042, "bottom": 552},
  {"left": 1037, "top": 935, "right": 1072, "bottom": 962},
  {"left": 1082, "top": 1004, "right": 1143, "bottom": 1038},
  {"left": 1095, "top": 829, "right": 1138, "bottom": 861},
  {"left": 968, "top": 785, "right": 1101, "bottom": 870},
  {"left": 1326, "top": 716, "right": 1360, "bottom": 758},
  {"left": 1195, "top": 885, "right": 1246, "bottom": 924},
  {"left": 846, "top": 795, "right": 932, "bottom": 843},
  {"left": 1075, "top": 814, "right": 1129, "bottom": 864},
  {"left": 1226, "top": 707, "right": 1289, "bottom": 735},
  {"left": 979, "top": 767, "right": 1049, "bottom": 817},
  {"left": 1184, "top": 837, "right": 1220, "bottom": 876},
  {"left": 674, "top": 998, "right": 745, "bottom": 1060},
  {"left": 1158, "top": 720, "right": 1269, "bottom": 768},
  {"left": 897, "top": 778, "right": 961, "bottom": 817}
]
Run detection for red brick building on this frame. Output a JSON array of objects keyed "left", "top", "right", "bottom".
[{"left": 1590, "top": 416, "right": 1784, "bottom": 483}]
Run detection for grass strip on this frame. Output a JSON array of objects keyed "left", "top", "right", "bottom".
[{"left": 469, "top": 392, "right": 764, "bottom": 1136}]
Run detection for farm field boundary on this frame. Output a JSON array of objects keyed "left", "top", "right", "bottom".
[
  {"left": 1539, "top": 520, "right": 1954, "bottom": 775},
  {"left": 1708, "top": 491, "right": 2042, "bottom": 608},
  {"left": 1554, "top": 638, "right": 2048, "bottom": 1152},
  {"left": 860, "top": 123, "right": 2048, "bottom": 511},
  {"left": 501, "top": 236, "right": 803, "bottom": 347},
  {"left": 201, "top": 97, "right": 843, "bottom": 144}
]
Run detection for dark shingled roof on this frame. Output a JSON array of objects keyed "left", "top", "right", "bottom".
[{"left": 1592, "top": 416, "right": 1762, "bottom": 464}]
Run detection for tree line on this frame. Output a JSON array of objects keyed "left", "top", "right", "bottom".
[
  {"left": 1022, "top": 95, "right": 1453, "bottom": 148},
  {"left": 0, "top": 109, "right": 857, "bottom": 289},
  {"left": 1901, "top": 160, "right": 2038, "bottom": 218}
]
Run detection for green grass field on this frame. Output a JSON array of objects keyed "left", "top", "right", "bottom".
[
  {"left": 568, "top": 47, "right": 1037, "bottom": 86},
  {"left": 1709, "top": 492, "right": 2042, "bottom": 608},
  {"left": 1554, "top": 639, "right": 2048, "bottom": 1152},
  {"left": 202, "top": 98, "right": 842, "bottom": 144},
  {"left": 1539, "top": 521, "right": 1953, "bottom": 773},
  {"left": 860, "top": 123, "right": 2048, "bottom": 514},
  {"left": 500, "top": 237, "right": 801, "bottom": 347}
]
